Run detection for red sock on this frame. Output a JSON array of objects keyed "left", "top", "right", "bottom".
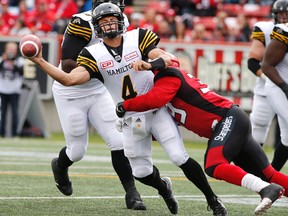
[
  {"left": 263, "top": 165, "right": 288, "bottom": 197},
  {"left": 213, "top": 163, "right": 247, "bottom": 186}
]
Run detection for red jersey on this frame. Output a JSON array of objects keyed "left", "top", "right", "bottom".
[{"left": 124, "top": 67, "right": 233, "bottom": 138}]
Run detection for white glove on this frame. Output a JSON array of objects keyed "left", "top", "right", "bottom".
[{"left": 115, "top": 119, "right": 123, "bottom": 132}]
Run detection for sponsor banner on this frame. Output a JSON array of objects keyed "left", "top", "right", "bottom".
[{"left": 159, "top": 41, "right": 255, "bottom": 111}]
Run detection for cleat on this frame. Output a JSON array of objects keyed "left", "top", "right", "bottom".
[
  {"left": 254, "top": 183, "right": 285, "bottom": 215},
  {"left": 207, "top": 196, "right": 228, "bottom": 216},
  {"left": 159, "top": 177, "right": 179, "bottom": 214},
  {"left": 125, "top": 190, "right": 146, "bottom": 210},
  {"left": 51, "top": 158, "right": 73, "bottom": 196}
]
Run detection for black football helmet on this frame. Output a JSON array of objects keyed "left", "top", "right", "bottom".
[
  {"left": 92, "top": 2, "right": 125, "bottom": 39},
  {"left": 92, "top": 0, "right": 125, "bottom": 12},
  {"left": 272, "top": 0, "right": 288, "bottom": 23}
]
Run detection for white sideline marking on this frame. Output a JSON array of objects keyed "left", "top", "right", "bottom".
[{"left": 0, "top": 195, "right": 286, "bottom": 207}]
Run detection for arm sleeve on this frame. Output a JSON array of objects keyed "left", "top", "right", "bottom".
[
  {"left": 250, "top": 26, "right": 265, "bottom": 45},
  {"left": 61, "top": 16, "right": 92, "bottom": 61},
  {"left": 138, "top": 28, "right": 160, "bottom": 59},
  {"left": 123, "top": 76, "right": 181, "bottom": 111},
  {"left": 61, "top": 34, "right": 89, "bottom": 61},
  {"left": 77, "top": 48, "right": 104, "bottom": 82}
]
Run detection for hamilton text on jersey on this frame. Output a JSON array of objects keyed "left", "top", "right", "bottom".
[{"left": 106, "top": 63, "right": 133, "bottom": 76}]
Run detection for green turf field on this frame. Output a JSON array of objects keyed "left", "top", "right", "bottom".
[{"left": 0, "top": 133, "right": 287, "bottom": 216}]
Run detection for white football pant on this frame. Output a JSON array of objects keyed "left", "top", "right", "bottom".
[{"left": 122, "top": 107, "right": 189, "bottom": 178}]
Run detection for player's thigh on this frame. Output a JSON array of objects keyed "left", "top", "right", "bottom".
[
  {"left": 122, "top": 113, "right": 153, "bottom": 158},
  {"left": 88, "top": 91, "right": 123, "bottom": 150},
  {"left": 266, "top": 86, "right": 288, "bottom": 145},
  {"left": 53, "top": 94, "right": 89, "bottom": 140},
  {"left": 121, "top": 113, "right": 154, "bottom": 177},
  {"left": 250, "top": 94, "right": 275, "bottom": 126},
  {"left": 151, "top": 107, "right": 189, "bottom": 166},
  {"left": 277, "top": 116, "right": 288, "bottom": 146}
]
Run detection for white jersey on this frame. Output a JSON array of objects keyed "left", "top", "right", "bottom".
[
  {"left": 77, "top": 28, "right": 158, "bottom": 116},
  {"left": 52, "top": 10, "right": 130, "bottom": 99},
  {"left": 266, "top": 23, "right": 288, "bottom": 88},
  {"left": 251, "top": 21, "right": 274, "bottom": 96}
]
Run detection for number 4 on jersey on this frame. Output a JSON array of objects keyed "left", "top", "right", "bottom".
[{"left": 122, "top": 75, "right": 138, "bottom": 100}]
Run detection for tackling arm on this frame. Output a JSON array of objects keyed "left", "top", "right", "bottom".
[
  {"left": 132, "top": 48, "right": 172, "bottom": 72},
  {"left": 116, "top": 76, "right": 180, "bottom": 117}
]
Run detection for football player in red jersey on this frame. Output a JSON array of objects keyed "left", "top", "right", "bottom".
[{"left": 116, "top": 53, "right": 288, "bottom": 215}]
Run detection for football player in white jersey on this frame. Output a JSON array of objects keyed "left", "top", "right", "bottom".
[
  {"left": 247, "top": 0, "right": 288, "bottom": 171},
  {"left": 50, "top": 0, "right": 146, "bottom": 211},
  {"left": 262, "top": 1, "right": 288, "bottom": 168},
  {"left": 23, "top": 3, "right": 228, "bottom": 215}
]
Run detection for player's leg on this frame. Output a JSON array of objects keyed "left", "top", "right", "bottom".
[
  {"left": 88, "top": 90, "right": 145, "bottom": 210},
  {"left": 251, "top": 92, "right": 288, "bottom": 171},
  {"left": 266, "top": 85, "right": 288, "bottom": 170},
  {"left": 151, "top": 107, "right": 227, "bottom": 215},
  {"left": 0, "top": 93, "right": 8, "bottom": 137},
  {"left": 269, "top": 117, "right": 288, "bottom": 171},
  {"left": 51, "top": 91, "right": 89, "bottom": 196},
  {"left": 250, "top": 94, "right": 274, "bottom": 146},
  {"left": 204, "top": 106, "right": 284, "bottom": 214},
  {"left": 10, "top": 93, "right": 19, "bottom": 137},
  {"left": 122, "top": 112, "right": 178, "bottom": 214},
  {"left": 259, "top": 116, "right": 288, "bottom": 196},
  {"left": 233, "top": 151, "right": 269, "bottom": 181}
]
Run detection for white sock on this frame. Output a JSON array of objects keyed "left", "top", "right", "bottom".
[{"left": 241, "top": 173, "right": 270, "bottom": 193}]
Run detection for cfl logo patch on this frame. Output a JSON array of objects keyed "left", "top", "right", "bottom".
[{"left": 100, "top": 60, "right": 114, "bottom": 69}]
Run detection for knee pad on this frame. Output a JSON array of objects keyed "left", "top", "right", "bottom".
[
  {"left": 133, "top": 166, "right": 152, "bottom": 178},
  {"left": 128, "top": 156, "right": 153, "bottom": 178},
  {"left": 66, "top": 145, "right": 86, "bottom": 162},
  {"left": 169, "top": 152, "right": 189, "bottom": 167}
]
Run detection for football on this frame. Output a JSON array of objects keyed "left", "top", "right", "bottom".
[{"left": 19, "top": 35, "right": 42, "bottom": 58}]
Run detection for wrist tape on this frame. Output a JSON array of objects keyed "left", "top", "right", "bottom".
[{"left": 150, "top": 57, "right": 165, "bottom": 71}]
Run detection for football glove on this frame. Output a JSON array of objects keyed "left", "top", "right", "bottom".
[{"left": 116, "top": 102, "right": 126, "bottom": 118}]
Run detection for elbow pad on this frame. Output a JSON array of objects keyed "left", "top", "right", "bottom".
[{"left": 247, "top": 58, "right": 261, "bottom": 75}]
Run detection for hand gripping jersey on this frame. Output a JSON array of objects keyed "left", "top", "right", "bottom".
[
  {"left": 52, "top": 10, "right": 129, "bottom": 98},
  {"left": 77, "top": 28, "right": 159, "bottom": 115},
  {"left": 250, "top": 21, "right": 274, "bottom": 96}
]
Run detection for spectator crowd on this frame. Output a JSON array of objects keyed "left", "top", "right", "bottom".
[{"left": 0, "top": 0, "right": 275, "bottom": 42}]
